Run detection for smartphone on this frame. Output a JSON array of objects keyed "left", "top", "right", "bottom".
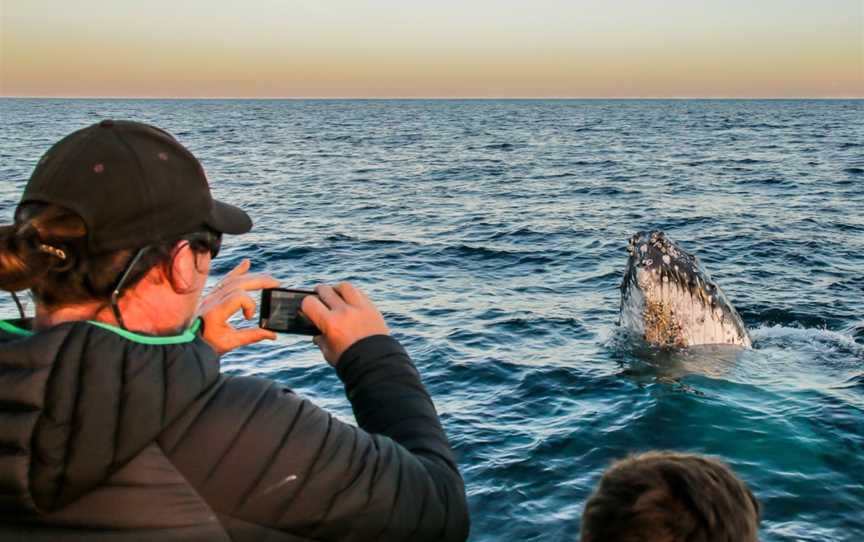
[{"left": 259, "top": 288, "right": 321, "bottom": 335}]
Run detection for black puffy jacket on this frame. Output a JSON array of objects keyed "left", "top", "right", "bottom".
[{"left": 0, "top": 318, "right": 469, "bottom": 541}]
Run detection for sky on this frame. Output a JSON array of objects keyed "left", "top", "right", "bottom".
[{"left": 1, "top": 0, "right": 862, "bottom": 98}]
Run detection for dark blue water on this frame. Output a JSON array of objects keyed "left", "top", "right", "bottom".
[{"left": 2, "top": 99, "right": 863, "bottom": 541}]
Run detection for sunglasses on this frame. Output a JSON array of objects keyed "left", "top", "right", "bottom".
[{"left": 187, "top": 231, "right": 222, "bottom": 259}]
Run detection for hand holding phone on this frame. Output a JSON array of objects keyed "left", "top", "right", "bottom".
[
  {"left": 299, "top": 283, "right": 390, "bottom": 366},
  {"left": 259, "top": 288, "right": 321, "bottom": 335}
]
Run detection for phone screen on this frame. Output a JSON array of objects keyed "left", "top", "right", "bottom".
[{"left": 259, "top": 288, "right": 321, "bottom": 335}]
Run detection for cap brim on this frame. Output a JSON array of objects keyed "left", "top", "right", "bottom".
[{"left": 207, "top": 199, "right": 252, "bottom": 235}]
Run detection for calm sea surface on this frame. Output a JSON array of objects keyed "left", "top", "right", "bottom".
[{"left": 1, "top": 99, "right": 863, "bottom": 541}]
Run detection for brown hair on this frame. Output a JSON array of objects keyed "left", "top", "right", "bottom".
[
  {"left": 0, "top": 203, "right": 219, "bottom": 308},
  {"left": 581, "top": 451, "right": 760, "bottom": 542}
]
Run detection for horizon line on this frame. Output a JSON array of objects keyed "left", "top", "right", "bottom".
[{"left": 2, "top": 95, "right": 863, "bottom": 101}]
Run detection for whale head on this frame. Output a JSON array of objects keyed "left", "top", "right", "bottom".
[{"left": 619, "top": 231, "right": 751, "bottom": 348}]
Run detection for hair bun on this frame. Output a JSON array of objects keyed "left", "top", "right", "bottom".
[{"left": 0, "top": 223, "right": 38, "bottom": 292}]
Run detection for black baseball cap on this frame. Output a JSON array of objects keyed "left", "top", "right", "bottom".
[{"left": 19, "top": 120, "right": 251, "bottom": 253}]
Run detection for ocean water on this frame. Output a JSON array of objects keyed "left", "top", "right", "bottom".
[{"left": 1, "top": 99, "right": 863, "bottom": 541}]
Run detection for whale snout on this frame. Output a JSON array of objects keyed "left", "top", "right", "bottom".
[
  {"left": 626, "top": 231, "right": 697, "bottom": 278},
  {"left": 620, "top": 230, "right": 751, "bottom": 348}
]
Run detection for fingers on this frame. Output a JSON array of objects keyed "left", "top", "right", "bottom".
[
  {"left": 315, "top": 284, "right": 347, "bottom": 310},
  {"left": 212, "top": 258, "right": 278, "bottom": 294},
  {"left": 333, "top": 282, "right": 366, "bottom": 306},
  {"left": 213, "top": 274, "right": 280, "bottom": 295},
  {"left": 302, "top": 282, "right": 377, "bottom": 331},
  {"left": 199, "top": 286, "right": 276, "bottom": 355},
  {"left": 210, "top": 290, "right": 258, "bottom": 322},
  {"left": 229, "top": 275, "right": 281, "bottom": 291},
  {"left": 302, "top": 282, "right": 388, "bottom": 366},
  {"left": 225, "top": 258, "right": 251, "bottom": 279},
  {"left": 228, "top": 275, "right": 279, "bottom": 292},
  {"left": 242, "top": 296, "right": 256, "bottom": 320},
  {"left": 301, "top": 295, "right": 330, "bottom": 330}
]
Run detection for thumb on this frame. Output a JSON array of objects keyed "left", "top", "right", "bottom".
[{"left": 225, "top": 327, "right": 277, "bottom": 351}]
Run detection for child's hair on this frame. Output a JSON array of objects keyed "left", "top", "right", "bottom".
[{"left": 581, "top": 451, "right": 760, "bottom": 542}]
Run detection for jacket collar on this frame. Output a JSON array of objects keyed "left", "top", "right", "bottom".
[{"left": 0, "top": 318, "right": 202, "bottom": 345}]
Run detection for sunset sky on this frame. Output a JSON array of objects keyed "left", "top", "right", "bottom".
[{"left": 1, "top": 0, "right": 862, "bottom": 98}]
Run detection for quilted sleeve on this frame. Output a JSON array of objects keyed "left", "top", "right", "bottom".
[{"left": 159, "top": 335, "right": 469, "bottom": 542}]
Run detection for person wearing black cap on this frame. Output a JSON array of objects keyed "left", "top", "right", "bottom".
[{"left": 0, "top": 121, "right": 470, "bottom": 541}]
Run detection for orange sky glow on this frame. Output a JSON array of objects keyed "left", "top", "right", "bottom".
[{"left": 1, "top": 0, "right": 862, "bottom": 98}]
